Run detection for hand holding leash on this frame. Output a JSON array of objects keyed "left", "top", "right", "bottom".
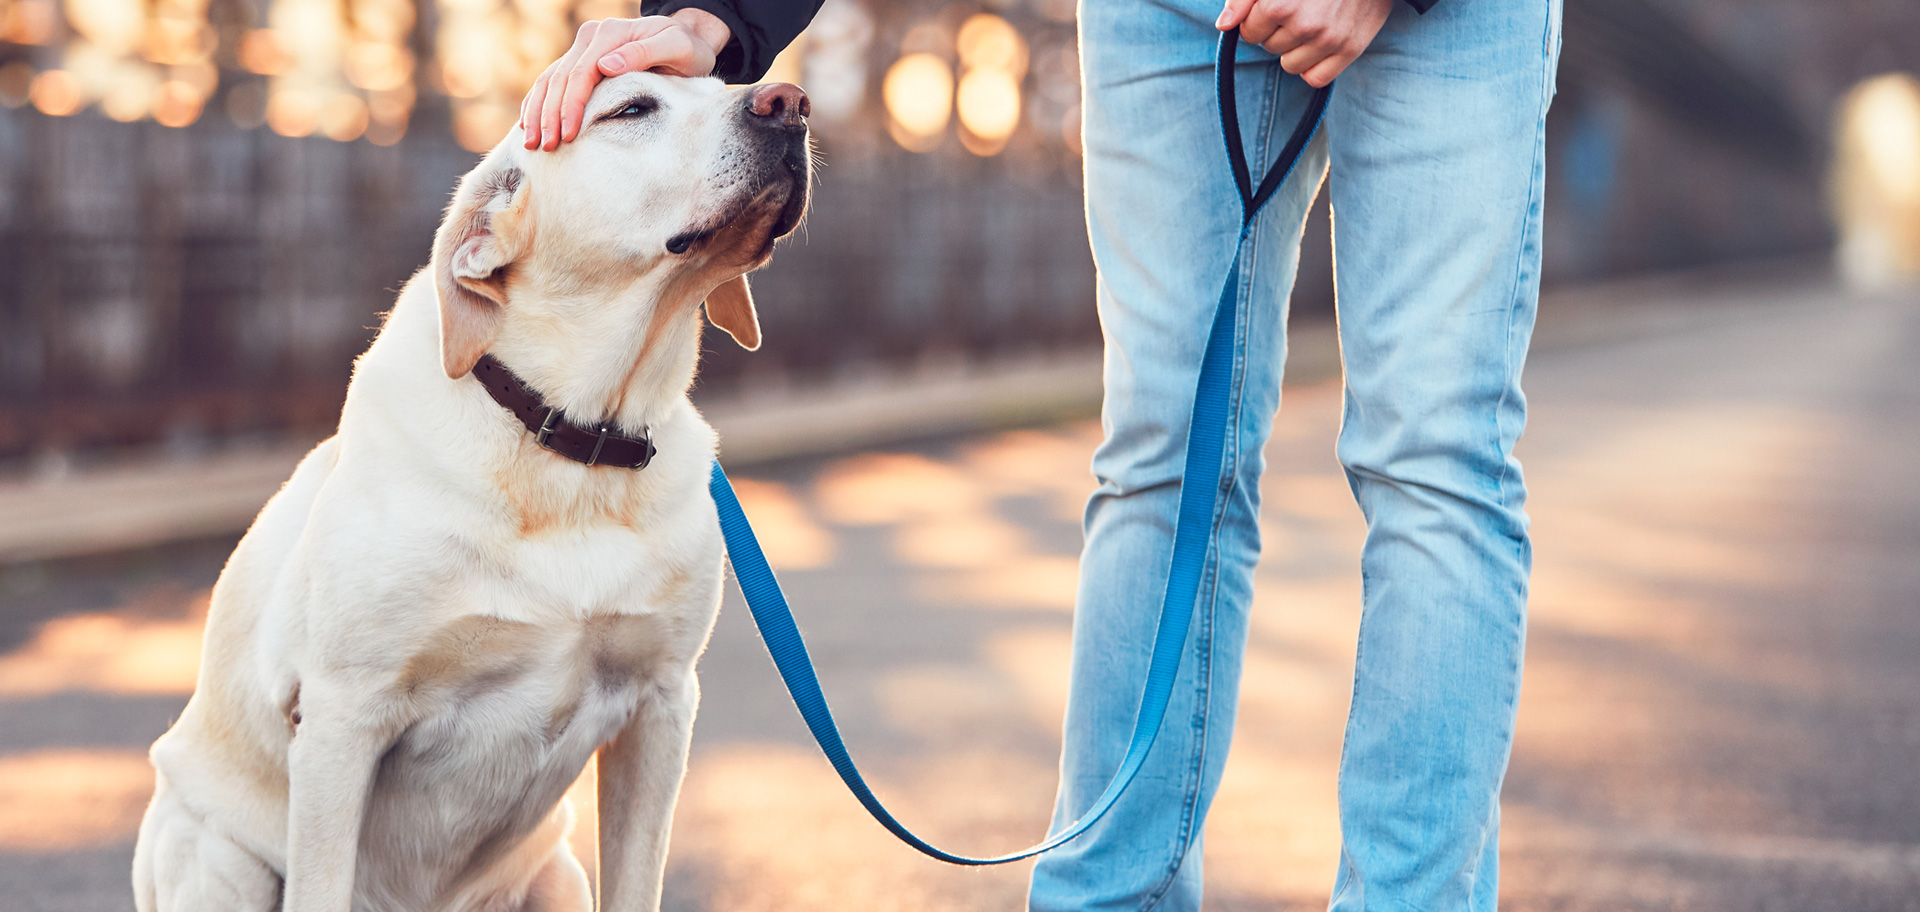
[{"left": 1216, "top": 0, "right": 1393, "bottom": 88}]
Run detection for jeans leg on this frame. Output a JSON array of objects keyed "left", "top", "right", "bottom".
[
  {"left": 1027, "top": 1, "right": 1327, "bottom": 909},
  {"left": 1322, "top": 1, "right": 1561, "bottom": 910}
]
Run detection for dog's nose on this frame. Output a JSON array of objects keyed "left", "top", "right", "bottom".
[{"left": 746, "top": 83, "right": 809, "bottom": 129}]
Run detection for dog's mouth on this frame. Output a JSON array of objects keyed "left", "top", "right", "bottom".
[
  {"left": 665, "top": 147, "right": 811, "bottom": 260},
  {"left": 664, "top": 218, "right": 727, "bottom": 256}
]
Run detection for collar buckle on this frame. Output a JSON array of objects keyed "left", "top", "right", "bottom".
[
  {"left": 535, "top": 407, "right": 561, "bottom": 447},
  {"left": 475, "top": 354, "right": 657, "bottom": 472}
]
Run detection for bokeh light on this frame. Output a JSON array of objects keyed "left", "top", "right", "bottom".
[
  {"left": 1846, "top": 75, "right": 1920, "bottom": 203},
  {"left": 28, "top": 68, "right": 82, "bottom": 115},
  {"left": 152, "top": 79, "right": 202, "bottom": 126},
  {"left": 346, "top": 41, "right": 415, "bottom": 92},
  {"left": 64, "top": 0, "right": 146, "bottom": 58},
  {"left": 266, "top": 85, "right": 320, "bottom": 136},
  {"left": 239, "top": 29, "right": 291, "bottom": 75},
  {"left": 951, "top": 13, "right": 1029, "bottom": 157},
  {"left": 957, "top": 67, "right": 1020, "bottom": 155},
  {"left": 99, "top": 69, "right": 154, "bottom": 121},
  {"left": 1, "top": 0, "right": 1083, "bottom": 158},
  {"left": 956, "top": 13, "right": 1026, "bottom": 80},
  {"left": 2, "top": 0, "right": 59, "bottom": 44},
  {"left": 432, "top": 0, "right": 579, "bottom": 151},
  {"left": 1833, "top": 72, "right": 1920, "bottom": 287},
  {"left": 321, "top": 91, "right": 370, "bottom": 141},
  {"left": 884, "top": 51, "right": 953, "bottom": 153}
]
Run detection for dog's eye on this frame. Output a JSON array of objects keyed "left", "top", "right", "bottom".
[{"left": 609, "top": 97, "right": 658, "bottom": 120}]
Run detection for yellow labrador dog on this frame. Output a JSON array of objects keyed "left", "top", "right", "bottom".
[{"left": 132, "top": 73, "right": 809, "bottom": 912}]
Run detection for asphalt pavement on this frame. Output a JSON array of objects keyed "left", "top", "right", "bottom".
[{"left": 1, "top": 270, "right": 1916, "bottom": 911}]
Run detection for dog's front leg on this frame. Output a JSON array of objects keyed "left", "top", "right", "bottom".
[
  {"left": 597, "top": 672, "right": 698, "bottom": 912},
  {"left": 283, "top": 680, "right": 388, "bottom": 912}
]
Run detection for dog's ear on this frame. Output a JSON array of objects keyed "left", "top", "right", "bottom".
[
  {"left": 433, "top": 160, "right": 531, "bottom": 378},
  {"left": 704, "top": 274, "right": 760, "bottom": 351}
]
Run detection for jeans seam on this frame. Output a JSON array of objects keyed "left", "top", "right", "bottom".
[
  {"left": 1490, "top": 5, "right": 1554, "bottom": 535},
  {"left": 1447, "top": 8, "right": 1554, "bottom": 908},
  {"left": 1332, "top": 566, "right": 1372, "bottom": 908},
  {"left": 1330, "top": 847, "right": 1361, "bottom": 908},
  {"left": 1136, "top": 57, "right": 1285, "bottom": 912}
]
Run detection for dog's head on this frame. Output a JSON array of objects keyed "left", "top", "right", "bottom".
[{"left": 432, "top": 74, "right": 812, "bottom": 379}]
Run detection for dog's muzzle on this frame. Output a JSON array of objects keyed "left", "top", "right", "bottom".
[
  {"left": 663, "top": 85, "right": 812, "bottom": 257},
  {"left": 745, "top": 83, "right": 811, "bottom": 239}
]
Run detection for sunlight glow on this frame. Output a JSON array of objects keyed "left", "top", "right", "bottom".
[
  {"left": 28, "top": 67, "right": 83, "bottom": 115},
  {"left": 956, "top": 14, "right": 1026, "bottom": 80},
  {"left": 0, "top": 749, "right": 154, "bottom": 853},
  {"left": 320, "top": 91, "right": 370, "bottom": 141},
  {"left": 731, "top": 478, "right": 836, "bottom": 570},
  {"left": 266, "top": 85, "right": 321, "bottom": 136},
  {"left": 0, "top": 597, "right": 207, "bottom": 698},
  {"left": 883, "top": 52, "right": 953, "bottom": 152},
  {"left": 152, "top": 79, "right": 202, "bottom": 126},
  {"left": 1851, "top": 76, "right": 1920, "bottom": 203},
  {"left": 952, "top": 14, "right": 1027, "bottom": 157},
  {"left": 239, "top": 29, "right": 291, "bottom": 75},
  {"left": 956, "top": 67, "right": 1020, "bottom": 155},
  {"left": 99, "top": 67, "right": 155, "bottom": 120},
  {"left": 1833, "top": 72, "right": 1920, "bottom": 287},
  {"left": 63, "top": 0, "right": 145, "bottom": 57},
  {"left": 431, "top": 0, "right": 578, "bottom": 151},
  {"left": 2, "top": 0, "right": 58, "bottom": 44},
  {"left": 345, "top": 40, "right": 414, "bottom": 92}
]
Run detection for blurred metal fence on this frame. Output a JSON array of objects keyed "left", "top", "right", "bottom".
[
  {"left": 0, "top": 107, "right": 460, "bottom": 457},
  {"left": 9, "top": 0, "right": 1915, "bottom": 462},
  {"left": 0, "top": 106, "right": 1098, "bottom": 462}
]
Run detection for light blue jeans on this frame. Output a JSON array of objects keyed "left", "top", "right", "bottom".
[{"left": 1029, "top": 1, "right": 1561, "bottom": 910}]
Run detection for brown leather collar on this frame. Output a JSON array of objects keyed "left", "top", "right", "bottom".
[{"left": 471, "top": 355, "right": 656, "bottom": 470}]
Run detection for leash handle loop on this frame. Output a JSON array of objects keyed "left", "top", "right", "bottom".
[
  {"left": 709, "top": 31, "right": 1330, "bottom": 866},
  {"left": 1217, "top": 31, "right": 1333, "bottom": 224}
]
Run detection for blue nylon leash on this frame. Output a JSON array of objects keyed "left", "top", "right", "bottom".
[{"left": 707, "top": 32, "right": 1331, "bottom": 865}]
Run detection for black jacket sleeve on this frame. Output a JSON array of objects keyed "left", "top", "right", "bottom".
[{"left": 645, "top": 0, "right": 826, "bottom": 84}]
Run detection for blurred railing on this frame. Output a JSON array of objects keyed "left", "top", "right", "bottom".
[
  {"left": 0, "top": 107, "right": 456, "bottom": 457},
  {"left": 0, "top": 0, "right": 1107, "bottom": 462},
  {"left": 6, "top": 0, "right": 1909, "bottom": 462},
  {"left": 0, "top": 103, "right": 1097, "bottom": 462}
]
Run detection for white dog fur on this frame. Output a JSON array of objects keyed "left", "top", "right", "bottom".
[{"left": 132, "top": 72, "right": 810, "bottom": 912}]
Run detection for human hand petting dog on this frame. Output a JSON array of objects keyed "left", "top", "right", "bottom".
[
  {"left": 1216, "top": 0, "right": 1394, "bottom": 88},
  {"left": 520, "top": 8, "right": 730, "bottom": 151}
]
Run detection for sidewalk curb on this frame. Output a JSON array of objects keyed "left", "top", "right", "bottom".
[
  {"left": 0, "top": 352, "right": 1109, "bottom": 565},
  {"left": 8, "top": 253, "right": 1823, "bottom": 569}
]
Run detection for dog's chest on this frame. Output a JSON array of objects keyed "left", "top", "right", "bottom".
[{"left": 358, "top": 612, "right": 672, "bottom": 880}]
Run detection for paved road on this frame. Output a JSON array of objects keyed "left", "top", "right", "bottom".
[{"left": 2, "top": 273, "right": 1916, "bottom": 911}]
